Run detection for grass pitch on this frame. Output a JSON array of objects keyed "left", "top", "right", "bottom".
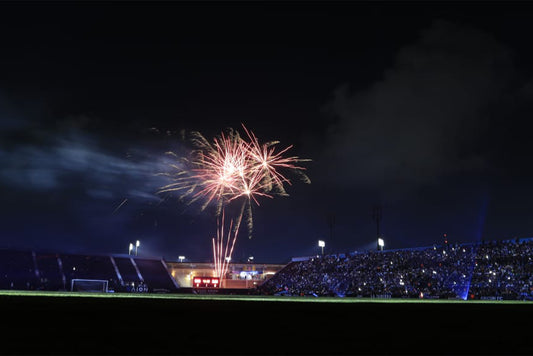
[
  {"left": 0, "top": 289, "right": 530, "bottom": 304},
  {"left": 0, "top": 289, "right": 532, "bottom": 355}
]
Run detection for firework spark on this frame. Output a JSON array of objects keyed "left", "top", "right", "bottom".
[{"left": 158, "top": 124, "right": 310, "bottom": 278}]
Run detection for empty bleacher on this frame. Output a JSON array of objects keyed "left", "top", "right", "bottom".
[
  {"left": 59, "top": 253, "right": 121, "bottom": 291},
  {"left": 0, "top": 247, "right": 181, "bottom": 293},
  {"left": 34, "top": 252, "right": 65, "bottom": 290},
  {"left": 113, "top": 256, "right": 142, "bottom": 287},
  {"left": 0, "top": 249, "right": 38, "bottom": 290},
  {"left": 134, "top": 258, "right": 179, "bottom": 292}
]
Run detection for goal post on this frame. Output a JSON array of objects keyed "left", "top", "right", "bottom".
[{"left": 71, "top": 279, "right": 109, "bottom": 293}]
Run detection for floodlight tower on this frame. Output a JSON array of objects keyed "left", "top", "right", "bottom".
[
  {"left": 327, "top": 213, "right": 335, "bottom": 247},
  {"left": 372, "top": 205, "right": 382, "bottom": 251}
]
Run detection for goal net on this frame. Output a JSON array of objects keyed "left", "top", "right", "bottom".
[{"left": 71, "top": 279, "right": 109, "bottom": 293}]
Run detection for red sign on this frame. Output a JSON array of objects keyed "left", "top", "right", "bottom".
[{"left": 193, "top": 277, "right": 220, "bottom": 288}]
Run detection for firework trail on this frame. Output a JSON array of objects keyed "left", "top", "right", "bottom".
[
  {"left": 212, "top": 208, "right": 241, "bottom": 279},
  {"left": 158, "top": 124, "right": 310, "bottom": 278},
  {"left": 112, "top": 198, "right": 128, "bottom": 214}
]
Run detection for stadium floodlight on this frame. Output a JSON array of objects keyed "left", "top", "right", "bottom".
[
  {"left": 318, "top": 240, "right": 325, "bottom": 255},
  {"left": 178, "top": 255, "right": 185, "bottom": 262},
  {"left": 378, "top": 238, "right": 384, "bottom": 251},
  {"left": 129, "top": 243, "right": 133, "bottom": 255},
  {"left": 135, "top": 240, "right": 140, "bottom": 256}
]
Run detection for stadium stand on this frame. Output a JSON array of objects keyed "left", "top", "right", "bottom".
[
  {"left": 134, "top": 258, "right": 180, "bottom": 292},
  {"left": 258, "top": 237, "right": 533, "bottom": 300},
  {"left": 34, "top": 252, "right": 65, "bottom": 290},
  {"left": 113, "top": 256, "right": 144, "bottom": 290},
  {"left": 0, "top": 249, "right": 179, "bottom": 293},
  {"left": 59, "top": 253, "right": 121, "bottom": 291},
  {"left": 0, "top": 248, "right": 38, "bottom": 290},
  {"left": 1, "top": 238, "right": 533, "bottom": 300}
]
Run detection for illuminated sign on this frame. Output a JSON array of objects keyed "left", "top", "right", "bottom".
[{"left": 193, "top": 276, "right": 220, "bottom": 288}]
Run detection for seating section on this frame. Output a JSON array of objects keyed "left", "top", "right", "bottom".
[
  {"left": 34, "top": 253, "right": 65, "bottom": 290},
  {"left": 0, "top": 249, "right": 38, "bottom": 290},
  {"left": 59, "top": 254, "right": 120, "bottom": 291},
  {"left": 113, "top": 256, "right": 142, "bottom": 286},
  {"left": 258, "top": 238, "right": 533, "bottom": 300},
  {"left": 0, "top": 249, "right": 179, "bottom": 293},
  {"left": 134, "top": 258, "right": 178, "bottom": 292}
]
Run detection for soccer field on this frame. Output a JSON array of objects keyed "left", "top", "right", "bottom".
[
  {"left": 0, "top": 288, "right": 531, "bottom": 304},
  {"left": 1, "top": 289, "right": 532, "bottom": 355}
]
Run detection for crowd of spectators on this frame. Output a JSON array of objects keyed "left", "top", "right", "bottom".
[{"left": 258, "top": 238, "right": 533, "bottom": 300}]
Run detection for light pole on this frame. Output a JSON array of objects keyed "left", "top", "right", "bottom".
[
  {"left": 378, "top": 238, "right": 384, "bottom": 251},
  {"left": 178, "top": 256, "right": 185, "bottom": 263},
  {"left": 135, "top": 240, "right": 140, "bottom": 256},
  {"left": 318, "top": 240, "right": 325, "bottom": 255},
  {"left": 128, "top": 243, "right": 133, "bottom": 255}
]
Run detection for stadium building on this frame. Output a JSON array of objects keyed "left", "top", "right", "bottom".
[
  {"left": 0, "top": 247, "right": 286, "bottom": 294},
  {"left": 166, "top": 261, "right": 285, "bottom": 289}
]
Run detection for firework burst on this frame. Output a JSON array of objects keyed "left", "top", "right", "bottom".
[{"left": 158, "top": 124, "right": 310, "bottom": 278}]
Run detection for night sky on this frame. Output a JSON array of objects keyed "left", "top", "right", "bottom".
[{"left": 2, "top": 1, "right": 533, "bottom": 263}]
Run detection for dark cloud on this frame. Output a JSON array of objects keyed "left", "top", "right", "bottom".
[
  {"left": 0, "top": 113, "right": 198, "bottom": 256},
  {"left": 0, "top": 126, "right": 168, "bottom": 200},
  {"left": 321, "top": 20, "right": 516, "bottom": 199}
]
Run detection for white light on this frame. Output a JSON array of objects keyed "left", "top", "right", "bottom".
[
  {"left": 318, "top": 240, "right": 325, "bottom": 248},
  {"left": 178, "top": 256, "right": 185, "bottom": 262},
  {"left": 136, "top": 240, "right": 140, "bottom": 247},
  {"left": 378, "top": 238, "right": 384, "bottom": 247}
]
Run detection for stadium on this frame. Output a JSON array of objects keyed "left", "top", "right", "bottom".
[{"left": 1, "top": 236, "right": 533, "bottom": 355}]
